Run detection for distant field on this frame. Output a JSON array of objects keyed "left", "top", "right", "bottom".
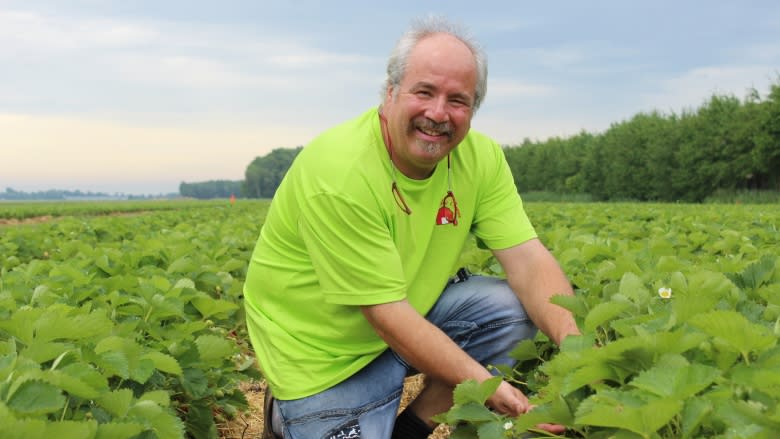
[
  {"left": 0, "top": 200, "right": 777, "bottom": 438},
  {"left": 0, "top": 198, "right": 240, "bottom": 221}
]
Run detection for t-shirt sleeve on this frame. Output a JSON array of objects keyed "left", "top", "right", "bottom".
[
  {"left": 471, "top": 141, "right": 537, "bottom": 250},
  {"left": 298, "top": 191, "right": 407, "bottom": 306}
]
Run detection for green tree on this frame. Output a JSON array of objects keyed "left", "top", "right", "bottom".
[{"left": 243, "top": 147, "right": 302, "bottom": 198}]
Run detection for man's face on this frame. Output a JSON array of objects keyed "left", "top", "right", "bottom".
[{"left": 382, "top": 33, "right": 477, "bottom": 179}]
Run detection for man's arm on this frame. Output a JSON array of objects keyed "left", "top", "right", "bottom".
[
  {"left": 361, "top": 300, "right": 533, "bottom": 416},
  {"left": 492, "top": 238, "right": 580, "bottom": 345}
]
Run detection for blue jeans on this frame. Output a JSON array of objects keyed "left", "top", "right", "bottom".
[{"left": 270, "top": 275, "right": 537, "bottom": 439}]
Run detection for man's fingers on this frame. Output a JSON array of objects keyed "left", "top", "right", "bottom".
[{"left": 534, "top": 423, "right": 566, "bottom": 434}]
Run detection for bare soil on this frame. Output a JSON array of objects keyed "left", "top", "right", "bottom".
[{"left": 217, "top": 375, "right": 451, "bottom": 438}]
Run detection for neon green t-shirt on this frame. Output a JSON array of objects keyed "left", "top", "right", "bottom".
[{"left": 243, "top": 108, "right": 536, "bottom": 399}]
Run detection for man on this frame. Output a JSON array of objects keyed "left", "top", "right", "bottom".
[{"left": 244, "top": 16, "right": 579, "bottom": 439}]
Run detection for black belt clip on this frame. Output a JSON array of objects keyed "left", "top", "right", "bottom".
[{"left": 450, "top": 267, "right": 471, "bottom": 284}]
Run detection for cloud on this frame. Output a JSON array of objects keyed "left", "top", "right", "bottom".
[
  {"left": 642, "top": 65, "right": 779, "bottom": 113},
  {"left": 0, "top": 9, "right": 158, "bottom": 54}
]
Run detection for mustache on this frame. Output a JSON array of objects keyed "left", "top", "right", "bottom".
[{"left": 414, "top": 118, "right": 452, "bottom": 136}]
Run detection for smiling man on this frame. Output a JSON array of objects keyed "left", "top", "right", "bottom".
[{"left": 244, "top": 16, "right": 579, "bottom": 439}]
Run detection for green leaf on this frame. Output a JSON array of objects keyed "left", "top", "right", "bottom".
[
  {"left": 127, "top": 400, "right": 185, "bottom": 439},
  {"left": 575, "top": 391, "right": 683, "bottom": 436},
  {"left": 562, "top": 362, "right": 620, "bottom": 394},
  {"left": 618, "top": 272, "right": 649, "bottom": 306},
  {"left": 97, "top": 388, "right": 134, "bottom": 418},
  {"left": 690, "top": 310, "right": 777, "bottom": 360},
  {"left": 0, "top": 307, "right": 42, "bottom": 345},
  {"left": 508, "top": 339, "right": 539, "bottom": 363},
  {"left": 476, "top": 420, "right": 505, "bottom": 439},
  {"left": 195, "top": 334, "right": 234, "bottom": 367},
  {"left": 680, "top": 397, "right": 712, "bottom": 439},
  {"left": 139, "top": 390, "right": 172, "bottom": 407},
  {"left": 444, "top": 402, "right": 496, "bottom": 423},
  {"left": 95, "top": 422, "right": 145, "bottom": 439},
  {"left": 45, "top": 420, "right": 99, "bottom": 439},
  {"left": 629, "top": 354, "right": 720, "bottom": 399},
  {"left": 95, "top": 350, "right": 130, "bottom": 379},
  {"left": 19, "top": 341, "right": 71, "bottom": 364},
  {"left": 731, "top": 364, "right": 780, "bottom": 397},
  {"left": 6, "top": 379, "right": 66, "bottom": 416},
  {"left": 167, "top": 257, "right": 197, "bottom": 274},
  {"left": 141, "top": 351, "right": 182, "bottom": 376},
  {"left": 0, "top": 419, "right": 46, "bottom": 439},
  {"left": 550, "top": 294, "right": 589, "bottom": 318},
  {"left": 453, "top": 377, "right": 502, "bottom": 405},
  {"left": 60, "top": 363, "right": 109, "bottom": 395},
  {"left": 181, "top": 368, "right": 210, "bottom": 398},
  {"left": 40, "top": 369, "right": 102, "bottom": 399},
  {"left": 191, "top": 295, "right": 239, "bottom": 319},
  {"left": 185, "top": 400, "right": 218, "bottom": 439},
  {"left": 34, "top": 307, "right": 113, "bottom": 343},
  {"left": 585, "top": 301, "right": 633, "bottom": 333}
]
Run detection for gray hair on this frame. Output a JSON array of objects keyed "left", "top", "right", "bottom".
[{"left": 382, "top": 16, "right": 488, "bottom": 113}]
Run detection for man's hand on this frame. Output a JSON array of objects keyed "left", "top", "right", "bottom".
[
  {"left": 487, "top": 380, "right": 530, "bottom": 415},
  {"left": 488, "top": 381, "right": 566, "bottom": 434}
]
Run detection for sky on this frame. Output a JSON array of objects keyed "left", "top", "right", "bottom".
[{"left": 1, "top": 1, "right": 779, "bottom": 195}]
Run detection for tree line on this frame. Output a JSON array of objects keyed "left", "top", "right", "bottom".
[
  {"left": 186, "top": 79, "right": 779, "bottom": 202},
  {"left": 505, "top": 80, "right": 779, "bottom": 201}
]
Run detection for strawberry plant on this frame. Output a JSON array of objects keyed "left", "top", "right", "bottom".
[
  {"left": 0, "top": 201, "right": 267, "bottom": 438},
  {"left": 441, "top": 203, "right": 780, "bottom": 438}
]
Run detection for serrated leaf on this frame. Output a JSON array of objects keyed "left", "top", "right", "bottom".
[
  {"left": 139, "top": 390, "right": 171, "bottom": 407},
  {"left": 167, "top": 257, "right": 197, "bottom": 274},
  {"left": 45, "top": 420, "right": 99, "bottom": 439},
  {"left": 141, "top": 351, "right": 182, "bottom": 376},
  {"left": 23, "top": 369, "right": 102, "bottom": 400},
  {"left": 191, "top": 295, "right": 239, "bottom": 319},
  {"left": 173, "top": 278, "right": 196, "bottom": 290},
  {"left": 690, "top": 310, "right": 777, "bottom": 359},
  {"left": 195, "top": 334, "right": 234, "bottom": 367},
  {"left": 1, "top": 419, "right": 46, "bottom": 439},
  {"left": 453, "top": 377, "right": 502, "bottom": 405},
  {"left": 6, "top": 379, "right": 66, "bottom": 416},
  {"left": 445, "top": 402, "right": 496, "bottom": 423},
  {"left": 509, "top": 339, "right": 539, "bottom": 363},
  {"left": 98, "top": 388, "right": 134, "bottom": 418},
  {"left": 562, "top": 362, "right": 619, "bottom": 394},
  {"left": 0, "top": 307, "right": 42, "bottom": 345},
  {"left": 680, "top": 397, "right": 712, "bottom": 439},
  {"left": 731, "top": 364, "right": 780, "bottom": 397},
  {"left": 35, "top": 307, "right": 113, "bottom": 343},
  {"left": 618, "top": 272, "right": 649, "bottom": 306},
  {"left": 185, "top": 400, "right": 218, "bottom": 439},
  {"left": 127, "top": 400, "right": 185, "bottom": 439},
  {"left": 19, "top": 340, "right": 70, "bottom": 364},
  {"left": 629, "top": 354, "right": 720, "bottom": 399},
  {"left": 95, "top": 422, "right": 145, "bottom": 439},
  {"left": 550, "top": 294, "right": 589, "bottom": 318},
  {"left": 476, "top": 420, "right": 504, "bottom": 439},
  {"left": 181, "top": 367, "right": 210, "bottom": 398},
  {"left": 585, "top": 301, "right": 633, "bottom": 333},
  {"left": 575, "top": 391, "right": 682, "bottom": 436},
  {"left": 95, "top": 350, "right": 130, "bottom": 379},
  {"left": 60, "top": 363, "right": 109, "bottom": 394}
]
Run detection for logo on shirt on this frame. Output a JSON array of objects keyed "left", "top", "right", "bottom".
[{"left": 435, "top": 191, "right": 460, "bottom": 226}]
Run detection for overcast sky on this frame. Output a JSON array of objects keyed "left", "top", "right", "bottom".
[{"left": 2, "top": 1, "right": 779, "bottom": 195}]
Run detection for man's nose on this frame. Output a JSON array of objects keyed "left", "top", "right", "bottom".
[{"left": 425, "top": 96, "right": 450, "bottom": 123}]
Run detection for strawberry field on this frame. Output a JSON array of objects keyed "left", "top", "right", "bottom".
[{"left": 1, "top": 200, "right": 778, "bottom": 438}]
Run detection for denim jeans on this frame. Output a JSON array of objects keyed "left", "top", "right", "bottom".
[{"left": 270, "top": 275, "right": 537, "bottom": 439}]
